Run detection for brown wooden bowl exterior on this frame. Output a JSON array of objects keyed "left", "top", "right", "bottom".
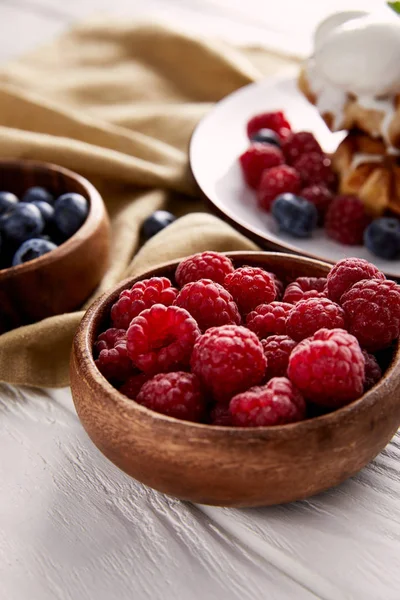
[
  {"left": 70, "top": 252, "right": 400, "bottom": 507},
  {"left": 0, "top": 160, "right": 110, "bottom": 332}
]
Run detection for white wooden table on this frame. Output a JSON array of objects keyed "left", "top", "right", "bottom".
[{"left": 2, "top": 1, "right": 399, "bottom": 599}]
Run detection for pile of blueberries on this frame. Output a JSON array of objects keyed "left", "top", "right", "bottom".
[{"left": 0, "top": 186, "right": 89, "bottom": 269}]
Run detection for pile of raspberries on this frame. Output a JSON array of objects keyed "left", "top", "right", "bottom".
[{"left": 93, "top": 252, "right": 400, "bottom": 427}]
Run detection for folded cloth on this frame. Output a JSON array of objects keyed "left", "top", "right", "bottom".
[{"left": 0, "top": 20, "right": 296, "bottom": 387}]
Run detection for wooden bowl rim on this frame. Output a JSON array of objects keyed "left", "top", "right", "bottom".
[
  {"left": 74, "top": 251, "right": 400, "bottom": 440},
  {"left": 0, "top": 159, "right": 104, "bottom": 278}
]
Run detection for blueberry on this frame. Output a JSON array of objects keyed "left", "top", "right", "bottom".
[
  {"left": 12, "top": 238, "right": 58, "bottom": 266},
  {"left": 22, "top": 186, "right": 54, "bottom": 205},
  {"left": 271, "top": 193, "right": 318, "bottom": 238},
  {"left": 0, "top": 191, "right": 18, "bottom": 216},
  {"left": 1, "top": 203, "right": 44, "bottom": 246},
  {"left": 30, "top": 200, "right": 54, "bottom": 226},
  {"left": 250, "top": 128, "right": 281, "bottom": 147},
  {"left": 54, "top": 193, "right": 89, "bottom": 238},
  {"left": 364, "top": 217, "right": 400, "bottom": 259},
  {"left": 142, "top": 211, "right": 176, "bottom": 239}
]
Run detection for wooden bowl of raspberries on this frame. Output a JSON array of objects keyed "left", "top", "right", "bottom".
[
  {"left": 0, "top": 159, "right": 110, "bottom": 333},
  {"left": 70, "top": 251, "right": 400, "bottom": 507}
]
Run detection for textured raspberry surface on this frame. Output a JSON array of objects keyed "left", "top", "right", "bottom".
[
  {"left": 257, "top": 165, "right": 301, "bottom": 211},
  {"left": 286, "top": 297, "right": 346, "bottom": 341},
  {"left": 326, "top": 257, "right": 385, "bottom": 304},
  {"left": 281, "top": 132, "right": 323, "bottom": 164},
  {"left": 229, "top": 377, "right": 305, "bottom": 427},
  {"left": 341, "top": 279, "right": 400, "bottom": 351},
  {"left": 111, "top": 277, "right": 178, "bottom": 330},
  {"left": 210, "top": 403, "right": 233, "bottom": 426},
  {"left": 224, "top": 266, "right": 277, "bottom": 316},
  {"left": 136, "top": 372, "right": 206, "bottom": 422},
  {"left": 94, "top": 328, "right": 134, "bottom": 382},
  {"left": 191, "top": 325, "right": 266, "bottom": 402},
  {"left": 325, "top": 195, "right": 371, "bottom": 246},
  {"left": 362, "top": 351, "right": 382, "bottom": 391},
  {"left": 119, "top": 373, "right": 150, "bottom": 399},
  {"left": 175, "top": 251, "right": 234, "bottom": 287},
  {"left": 262, "top": 335, "right": 297, "bottom": 379},
  {"left": 174, "top": 278, "right": 241, "bottom": 331},
  {"left": 268, "top": 272, "right": 284, "bottom": 298},
  {"left": 300, "top": 184, "right": 333, "bottom": 222},
  {"left": 287, "top": 328, "right": 365, "bottom": 407},
  {"left": 239, "top": 144, "right": 284, "bottom": 189},
  {"left": 283, "top": 276, "right": 327, "bottom": 304},
  {"left": 126, "top": 304, "right": 200, "bottom": 373},
  {"left": 247, "top": 111, "right": 291, "bottom": 140},
  {"left": 246, "top": 301, "right": 292, "bottom": 338},
  {"left": 293, "top": 152, "right": 336, "bottom": 189}
]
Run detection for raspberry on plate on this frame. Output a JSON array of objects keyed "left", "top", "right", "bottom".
[
  {"left": 111, "top": 277, "right": 178, "bottom": 330},
  {"left": 364, "top": 217, "right": 400, "bottom": 260},
  {"left": 262, "top": 335, "right": 297, "bottom": 379},
  {"left": 293, "top": 152, "right": 336, "bottom": 189},
  {"left": 224, "top": 266, "right": 277, "bottom": 316},
  {"left": 362, "top": 351, "right": 382, "bottom": 392},
  {"left": 257, "top": 165, "right": 301, "bottom": 212},
  {"left": 229, "top": 377, "right": 305, "bottom": 427},
  {"left": 174, "top": 278, "right": 241, "bottom": 331},
  {"left": 283, "top": 276, "right": 327, "bottom": 304},
  {"left": 247, "top": 111, "right": 291, "bottom": 141},
  {"left": 286, "top": 297, "right": 346, "bottom": 341},
  {"left": 239, "top": 144, "right": 284, "bottom": 189},
  {"left": 119, "top": 373, "right": 150, "bottom": 399},
  {"left": 287, "top": 328, "right": 365, "bottom": 407},
  {"left": 175, "top": 251, "right": 234, "bottom": 287},
  {"left": 210, "top": 403, "right": 233, "bottom": 426},
  {"left": 127, "top": 304, "right": 200, "bottom": 373},
  {"left": 300, "top": 184, "right": 333, "bottom": 222},
  {"left": 246, "top": 301, "right": 292, "bottom": 338},
  {"left": 341, "top": 279, "right": 400, "bottom": 351},
  {"left": 136, "top": 372, "right": 206, "bottom": 422},
  {"left": 271, "top": 193, "right": 318, "bottom": 238},
  {"left": 94, "top": 328, "right": 134, "bottom": 382},
  {"left": 281, "top": 131, "right": 323, "bottom": 164},
  {"left": 326, "top": 257, "right": 385, "bottom": 304},
  {"left": 325, "top": 195, "right": 371, "bottom": 246},
  {"left": 191, "top": 325, "right": 266, "bottom": 402}
]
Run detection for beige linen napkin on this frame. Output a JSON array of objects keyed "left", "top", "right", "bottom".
[{"left": 0, "top": 20, "right": 296, "bottom": 387}]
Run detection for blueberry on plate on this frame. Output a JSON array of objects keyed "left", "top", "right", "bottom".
[
  {"left": 364, "top": 217, "right": 400, "bottom": 259},
  {"left": 1, "top": 203, "right": 44, "bottom": 246},
  {"left": 54, "top": 193, "right": 89, "bottom": 238},
  {"left": 271, "top": 193, "right": 318, "bottom": 238},
  {"left": 142, "top": 210, "right": 176, "bottom": 239},
  {"left": 250, "top": 128, "right": 281, "bottom": 148},
  {"left": 0, "top": 191, "right": 18, "bottom": 216},
  {"left": 30, "top": 200, "right": 54, "bottom": 226},
  {"left": 12, "top": 238, "right": 58, "bottom": 266},
  {"left": 22, "top": 186, "right": 54, "bottom": 205}
]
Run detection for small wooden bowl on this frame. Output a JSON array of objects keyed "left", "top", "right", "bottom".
[
  {"left": 0, "top": 160, "right": 110, "bottom": 333},
  {"left": 70, "top": 252, "right": 400, "bottom": 507}
]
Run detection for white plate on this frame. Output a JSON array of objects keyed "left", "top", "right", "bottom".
[{"left": 190, "top": 73, "right": 400, "bottom": 278}]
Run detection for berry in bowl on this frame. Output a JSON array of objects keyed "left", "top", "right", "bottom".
[{"left": 71, "top": 251, "right": 400, "bottom": 507}]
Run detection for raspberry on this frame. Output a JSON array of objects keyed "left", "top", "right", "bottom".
[
  {"left": 126, "top": 304, "right": 200, "bottom": 373},
  {"left": 229, "top": 377, "right": 305, "bottom": 427},
  {"left": 325, "top": 195, "right": 371, "bottom": 246},
  {"left": 210, "top": 403, "right": 233, "bottom": 427},
  {"left": 119, "top": 373, "right": 150, "bottom": 399},
  {"left": 111, "top": 277, "right": 178, "bottom": 330},
  {"left": 191, "top": 325, "right": 266, "bottom": 402},
  {"left": 341, "top": 279, "right": 400, "bottom": 351},
  {"left": 246, "top": 301, "right": 292, "bottom": 338},
  {"left": 175, "top": 251, "right": 234, "bottom": 287},
  {"left": 239, "top": 144, "right": 284, "bottom": 189},
  {"left": 293, "top": 152, "right": 336, "bottom": 188},
  {"left": 94, "top": 328, "right": 134, "bottom": 382},
  {"left": 326, "top": 257, "right": 385, "bottom": 304},
  {"left": 224, "top": 267, "right": 277, "bottom": 316},
  {"left": 136, "top": 372, "right": 206, "bottom": 422},
  {"left": 283, "top": 276, "right": 327, "bottom": 304},
  {"left": 300, "top": 184, "right": 333, "bottom": 222},
  {"left": 257, "top": 165, "right": 301, "bottom": 211},
  {"left": 247, "top": 111, "right": 291, "bottom": 141},
  {"left": 261, "top": 335, "right": 297, "bottom": 379},
  {"left": 286, "top": 297, "right": 346, "bottom": 341},
  {"left": 362, "top": 351, "right": 382, "bottom": 391},
  {"left": 268, "top": 272, "right": 284, "bottom": 298},
  {"left": 174, "top": 279, "right": 241, "bottom": 332},
  {"left": 281, "top": 131, "right": 323, "bottom": 164},
  {"left": 287, "top": 328, "right": 365, "bottom": 407}
]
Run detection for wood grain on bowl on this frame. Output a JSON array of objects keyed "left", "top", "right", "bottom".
[
  {"left": 0, "top": 160, "right": 110, "bottom": 333},
  {"left": 70, "top": 252, "right": 400, "bottom": 507}
]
